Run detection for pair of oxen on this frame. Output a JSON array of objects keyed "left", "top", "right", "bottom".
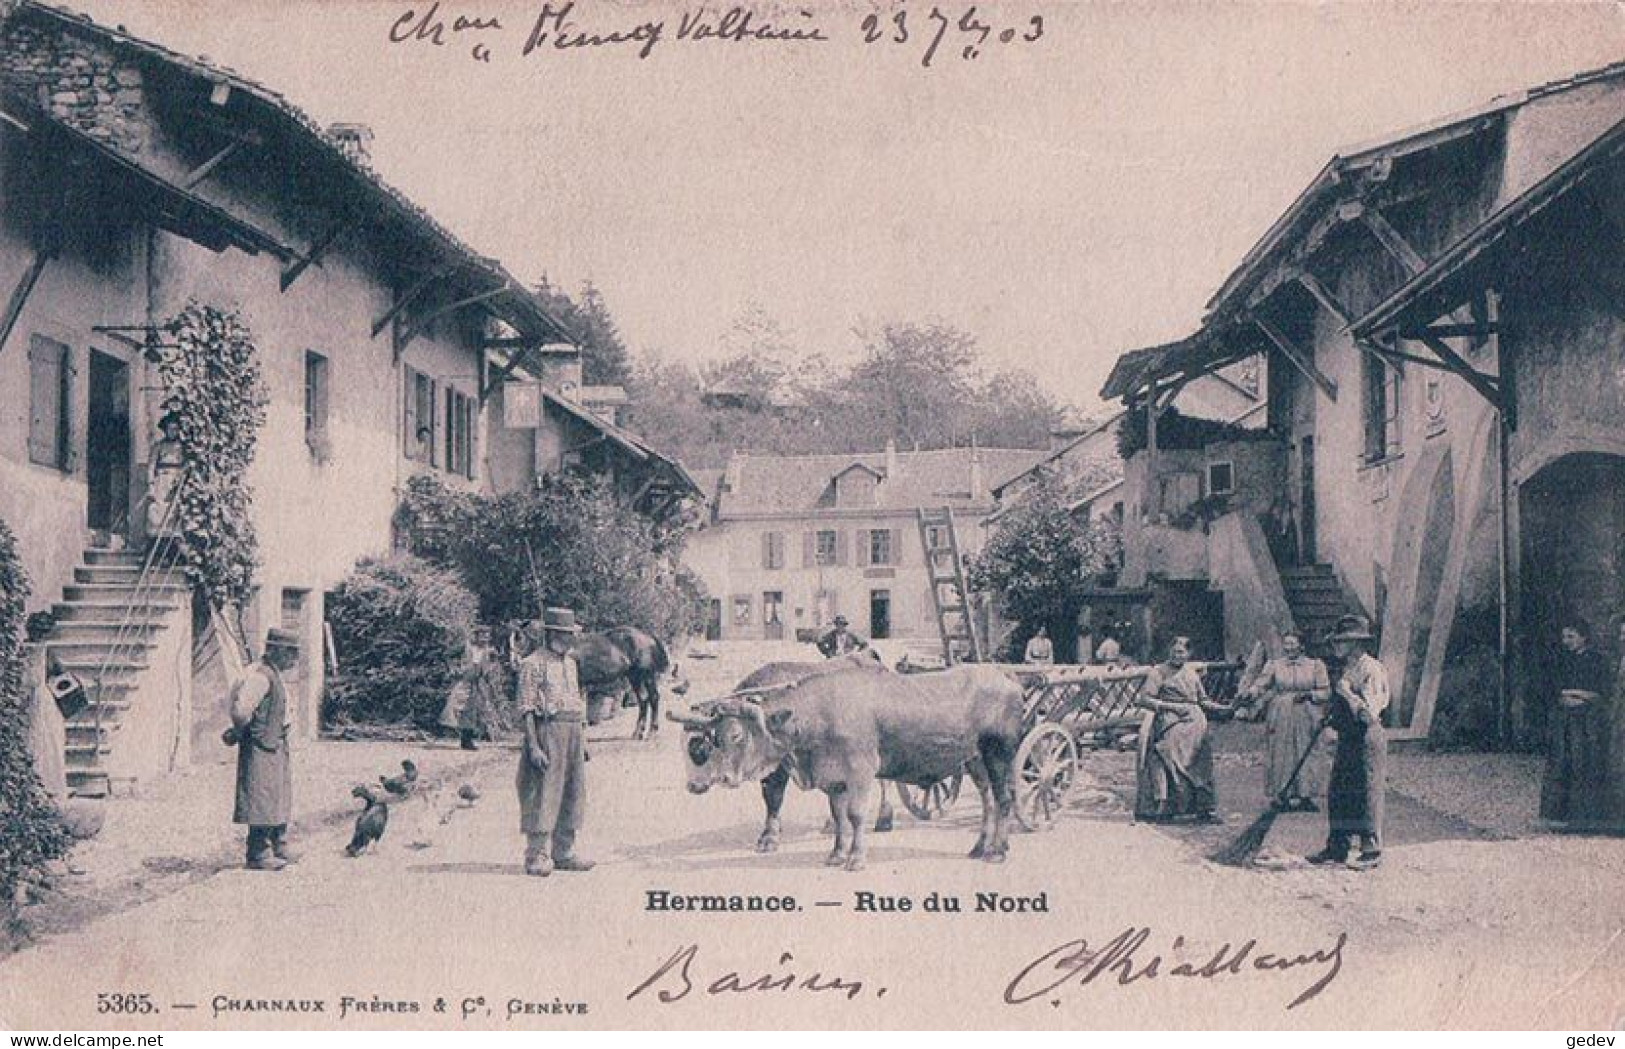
[{"left": 668, "top": 652, "right": 1025, "bottom": 872}]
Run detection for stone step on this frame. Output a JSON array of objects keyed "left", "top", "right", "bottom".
[
  {"left": 63, "top": 581, "right": 189, "bottom": 603},
  {"left": 46, "top": 640, "right": 157, "bottom": 664},
  {"left": 74, "top": 565, "right": 186, "bottom": 586},
  {"left": 82, "top": 549, "right": 151, "bottom": 567},
  {"left": 54, "top": 662, "right": 144, "bottom": 686},
  {"left": 53, "top": 599, "right": 182, "bottom": 623},
  {"left": 67, "top": 770, "right": 111, "bottom": 797},
  {"left": 66, "top": 742, "right": 114, "bottom": 767},
  {"left": 66, "top": 718, "right": 120, "bottom": 742},
  {"left": 1282, "top": 578, "right": 1343, "bottom": 595},
  {"left": 48, "top": 621, "right": 168, "bottom": 644}
]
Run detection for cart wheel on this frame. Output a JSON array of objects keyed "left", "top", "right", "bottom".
[
  {"left": 899, "top": 773, "right": 964, "bottom": 820},
  {"left": 1014, "top": 723, "right": 1078, "bottom": 832}
]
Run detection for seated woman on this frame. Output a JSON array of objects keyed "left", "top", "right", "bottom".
[
  {"left": 1242, "top": 629, "right": 1330, "bottom": 812},
  {"left": 1134, "top": 637, "right": 1230, "bottom": 824}
]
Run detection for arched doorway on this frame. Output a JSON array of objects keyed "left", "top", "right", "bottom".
[{"left": 1519, "top": 453, "right": 1625, "bottom": 746}]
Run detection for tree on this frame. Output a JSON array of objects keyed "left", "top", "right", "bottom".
[
  {"left": 394, "top": 474, "right": 707, "bottom": 643},
  {"left": 969, "top": 471, "right": 1122, "bottom": 662},
  {"left": 532, "top": 277, "right": 633, "bottom": 387}
]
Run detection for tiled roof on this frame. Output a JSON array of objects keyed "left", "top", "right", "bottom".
[
  {"left": 716, "top": 447, "right": 1047, "bottom": 518},
  {"left": 18, "top": 0, "right": 572, "bottom": 344}
]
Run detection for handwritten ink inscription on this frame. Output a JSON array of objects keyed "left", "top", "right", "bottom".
[{"left": 385, "top": 2, "right": 1046, "bottom": 67}]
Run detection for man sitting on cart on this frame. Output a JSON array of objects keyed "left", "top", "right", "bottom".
[{"left": 817, "top": 615, "right": 869, "bottom": 658}]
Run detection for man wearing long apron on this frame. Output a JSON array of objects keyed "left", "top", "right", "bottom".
[
  {"left": 229, "top": 628, "right": 300, "bottom": 871},
  {"left": 1310, "top": 615, "right": 1389, "bottom": 870},
  {"left": 516, "top": 608, "right": 594, "bottom": 878}
]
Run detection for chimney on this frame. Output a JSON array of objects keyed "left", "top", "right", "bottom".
[
  {"left": 884, "top": 438, "right": 899, "bottom": 480},
  {"left": 724, "top": 450, "right": 744, "bottom": 492},
  {"left": 327, "top": 123, "right": 374, "bottom": 165},
  {"left": 969, "top": 446, "right": 984, "bottom": 501}
]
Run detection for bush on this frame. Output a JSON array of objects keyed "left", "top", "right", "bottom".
[
  {"left": 0, "top": 517, "right": 69, "bottom": 911},
  {"left": 395, "top": 473, "right": 707, "bottom": 642},
  {"left": 323, "top": 554, "right": 478, "bottom": 728}
]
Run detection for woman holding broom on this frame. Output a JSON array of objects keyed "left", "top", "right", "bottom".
[
  {"left": 1243, "top": 630, "right": 1331, "bottom": 812},
  {"left": 1309, "top": 615, "right": 1389, "bottom": 870}
]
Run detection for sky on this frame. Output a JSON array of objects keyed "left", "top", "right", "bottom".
[{"left": 64, "top": 0, "right": 1625, "bottom": 412}]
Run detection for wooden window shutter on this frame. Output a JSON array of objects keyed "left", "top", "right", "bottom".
[
  {"left": 467, "top": 394, "right": 480, "bottom": 481},
  {"left": 403, "top": 367, "right": 418, "bottom": 459},
  {"left": 761, "top": 531, "right": 774, "bottom": 569},
  {"left": 800, "top": 531, "right": 812, "bottom": 567},
  {"left": 836, "top": 529, "right": 849, "bottom": 566},
  {"left": 429, "top": 379, "right": 440, "bottom": 467},
  {"left": 27, "top": 336, "right": 66, "bottom": 469},
  {"left": 856, "top": 529, "right": 870, "bottom": 567},
  {"left": 891, "top": 528, "right": 904, "bottom": 566}
]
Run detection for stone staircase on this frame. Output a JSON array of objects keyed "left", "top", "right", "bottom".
[
  {"left": 51, "top": 546, "right": 190, "bottom": 798},
  {"left": 1278, "top": 563, "right": 1355, "bottom": 648}
]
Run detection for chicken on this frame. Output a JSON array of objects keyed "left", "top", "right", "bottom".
[
  {"left": 345, "top": 785, "right": 388, "bottom": 857},
  {"left": 457, "top": 783, "right": 481, "bottom": 806},
  {"left": 380, "top": 758, "right": 418, "bottom": 798}
]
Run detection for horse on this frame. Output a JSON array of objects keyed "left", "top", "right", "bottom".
[{"left": 574, "top": 626, "right": 685, "bottom": 740}]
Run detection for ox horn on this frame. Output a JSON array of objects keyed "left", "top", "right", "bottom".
[{"left": 665, "top": 709, "right": 714, "bottom": 728}]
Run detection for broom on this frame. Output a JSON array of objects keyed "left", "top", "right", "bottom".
[{"left": 1210, "top": 710, "right": 1332, "bottom": 867}]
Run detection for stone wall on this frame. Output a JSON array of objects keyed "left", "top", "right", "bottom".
[{"left": 1, "top": 18, "right": 149, "bottom": 154}]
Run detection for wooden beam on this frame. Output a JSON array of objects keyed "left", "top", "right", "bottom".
[
  {"left": 1360, "top": 208, "right": 1428, "bottom": 276},
  {"left": 397, "top": 285, "right": 508, "bottom": 350},
  {"left": 1415, "top": 331, "right": 1510, "bottom": 424},
  {"left": 372, "top": 264, "right": 454, "bottom": 339},
  {"left": 1352, "top": 336, "right": 1408, "bottom": 376},
  {"left": 480, "top": 336, "right": 579, "bottom": 351},
  {"left": 1244, "top": 202, "right": 1365, "bottom": 312},
  {"left": 1405, "top": 321, "right": 1499, "bottom": 340},
  {"left": 182, "top": 139, "right": 244, "bottom": 189},
  {"left": 1254, "top": 317, "right": 1338, "bottom": 401},
  {"left": 1295, "top": 270, "right": 1352, "bottom": 328},
  {"left": 280, "top": 221, "right": 351, "bottom": 292},
  {"left": 0, "top": 249, "right": 51, "bottom": 355},
  {"left": 480, "top": 347, "right": 533, "bottom": 403}
]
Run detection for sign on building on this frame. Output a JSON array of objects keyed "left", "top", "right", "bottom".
[{"left": 504, "top": 381, "right": 540, "bottom": 428}]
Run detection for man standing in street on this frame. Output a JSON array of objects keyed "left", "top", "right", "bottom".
[
  {"left": 516, "top": 608, "right": 594, "bottom": 877},
  {"left": 816, "top": 614, "right": 868, "bottom": 658},
  {"left": 228, "top": 628, "right": 300, "bottom": 871},
  {"left": 1310, "top": 614, "right": 1389, "bottom": 870}
]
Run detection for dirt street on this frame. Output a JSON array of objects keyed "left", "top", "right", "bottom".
[{"left": 2, "top": 645, "right": 1623, "bottom": 1029}]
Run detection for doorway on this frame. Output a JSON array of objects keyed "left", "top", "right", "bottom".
[
  {"left": 1299, "top": 435, "right": 1317, "bottom": 563},
  {"left": 704, "top": 599, "right": 721, "bottom": 641},
  {"left": 86, "top": 350, "right": 131, "bottom": 535},
  {"left": 869, "top": 589, "right": 891, "bottom": 640},
  {"left": 762, "top": 591, "right": 784, "bottom": 640}
]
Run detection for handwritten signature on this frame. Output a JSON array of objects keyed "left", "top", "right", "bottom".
[
  {"left": 1005, "top": 927, "right": 1348, "bottom": 1011},
  {"left": 386, "top": 2, "right": 1043, "bottom": 67},
  {"left": 627, "top": 944, "right": 887, "bottom": 1003}
]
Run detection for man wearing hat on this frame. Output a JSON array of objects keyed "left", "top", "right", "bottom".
[
  {"left": 515, "top": 608, "right": 594, "bottom": 877},
  {"left": 1311, "top": 615, "right": 1389, "bottom": 870},
  {"left": 816, "top": 614, "right": 868, "bottom": 659},
  {"left": 227, "top": 627, "right": 300, "bottom": 871}
]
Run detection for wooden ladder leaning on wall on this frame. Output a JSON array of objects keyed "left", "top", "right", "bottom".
[{"left": 915, "top": 506, "right": 985, "bottom": 665}]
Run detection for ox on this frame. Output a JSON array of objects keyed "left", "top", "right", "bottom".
[
  {"left": 575, "top": 626, "right": 686, "bottom": 740},
  {"left": 721, "top": 650, "right": 892, "bottom": 853},
  {"left": 671, "top": 663, "right": 1023, "bottom": 871}
]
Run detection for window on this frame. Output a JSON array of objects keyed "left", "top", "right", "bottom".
[
  {"left": 1362, "top": 354, "right": 1401, "bottom": 463},
  {"left": 925, "top": 525, "right": 947, "bottom": 551},
  {"left": 762, "top": 591, "right": 783, "bottom": 625},
  {"left": 27, "top": 335, "right": 72, "bottom": 471},
  {"left": 816, "top": 529, "right": 838, "bottom": 566},
  {"left": 444, "top": 388, "right": 476, "bottom": 479},
  {"left": 868, "top": 529, "right": 894, "bottom": 566},
  {"left": 404, "top": 366, "right": 438, "bottom": 463},
  {"left": 761, "top": 531, "right": 786, "bottom": 570},
  {"left": 1154, "top": 471, "right": 1201, "bottom": 517},
  {"left": 304, "top": 351, "right": 330, "bottom": 453},
  {"left": 732, "top": 595, "right": 753, "bottom": 627},
  {"left": 280, "top": 588, "right": 307, "bottom": 632},
  {"left": 1206, "top": 461, "right": 1235, "bottom": 498}
]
